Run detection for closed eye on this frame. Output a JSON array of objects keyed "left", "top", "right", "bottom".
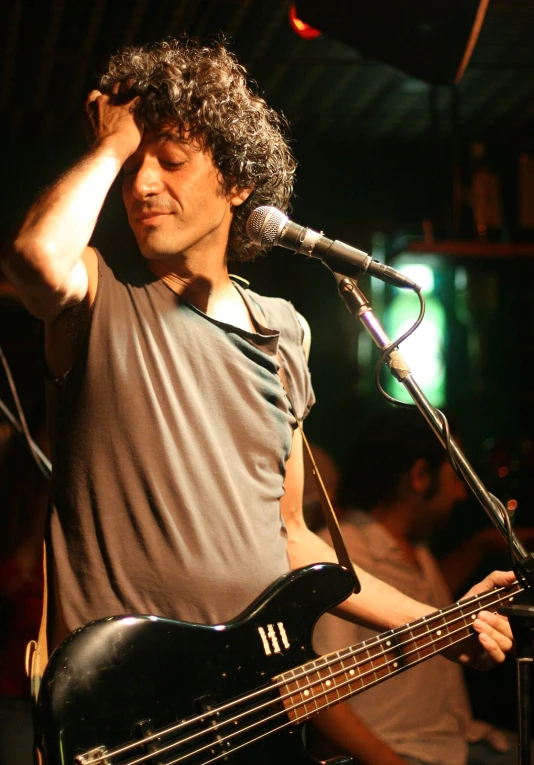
[{"left": 161, "top": 160, "right": 185, "bottom": 170}]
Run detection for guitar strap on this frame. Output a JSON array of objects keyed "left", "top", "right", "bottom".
[
  {"left": 24, "top": 535, "right": 47, "bottom": 765},
  {"left": 26, "top": 539, "right": 48, "bottom": 707},
  {"left": 277, "top": 352, "right": 360, "bottom": 592}
]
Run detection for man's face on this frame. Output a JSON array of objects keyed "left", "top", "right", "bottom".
[{"left": 121, "top": 129, "right": 241, "bottom": 263}]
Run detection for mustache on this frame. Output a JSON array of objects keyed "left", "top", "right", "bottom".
[{"left": 129, "top": 203, "right": 174, "bottom": 216}]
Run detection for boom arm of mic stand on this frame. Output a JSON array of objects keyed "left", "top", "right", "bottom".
[{"left": 335, "top": 274, "right": 534, "bottom": 587}]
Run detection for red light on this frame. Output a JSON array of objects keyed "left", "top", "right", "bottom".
[{"left": 288, "top": 4, "right": 322, "bottom": 40}]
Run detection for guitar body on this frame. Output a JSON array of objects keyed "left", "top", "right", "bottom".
[{"left": 37, "top": 563, "right": 356, "bottom": 765}]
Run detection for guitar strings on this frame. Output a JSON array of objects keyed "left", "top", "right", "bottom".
[
  {"left": 83, "top": 583, "right": 518, "bottom": 765},
  {"left": 172, "top": 583, "right": 519, "bottom": 765},
  {"left": 286, "top": 581, "right": 523, "bottom": 695},
  {"left": 97, "top": 588, "right": 515, "bottom": 765},
  {"left": 83, "top": 583, "right": 519, "bottom": 765},
  {"left": 140, "top": 597, "right": 506, "bottom": 765}
]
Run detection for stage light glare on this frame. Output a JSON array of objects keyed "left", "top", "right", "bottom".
[{"left": 289, "top": 3, "right": 322, "bottom": 40}]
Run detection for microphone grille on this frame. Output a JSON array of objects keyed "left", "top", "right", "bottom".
[{"left": 246, "top": 206, "right": 288, "bottom": 247}]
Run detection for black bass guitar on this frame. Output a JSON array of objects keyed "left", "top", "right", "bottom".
[{"left": 36, "top": 563, "right": 521, "bottom": 765}]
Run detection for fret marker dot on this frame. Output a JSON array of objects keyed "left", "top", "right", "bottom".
[
  {"left": 471, "top": 614, "right": 476, "bottom": 620},
  {"left": 304, "top": 690, "right": 310, "bottom": 696},
  {"left": 326, "top": 680, "right": 331, "bottom": 686},
  {"left": 386, "top": 640, "right": 391, "bottom": 646},
  {"left": 437, "top": 630, "right": 441, "bottom": 636},
  {"left": 393, "top": 661, "right": 398, "bottom": 667},
  {"left": 349, "top": 670, "right": 355, "bottom": 675}
]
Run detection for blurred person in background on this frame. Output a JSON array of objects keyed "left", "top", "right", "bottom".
[{"left": 310, "top": 407, "right": 524, "bottom": 765}]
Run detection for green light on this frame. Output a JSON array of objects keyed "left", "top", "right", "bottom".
[
  {"left": 384, "top": 263, "right": 446, "bottom": 406},
  {"left": 397, "top": 263, "right": 435, "bottom": 292}
]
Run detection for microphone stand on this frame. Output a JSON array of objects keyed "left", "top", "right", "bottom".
[{"left": 334, "top": 273, "right": 534, "bottom": 765}]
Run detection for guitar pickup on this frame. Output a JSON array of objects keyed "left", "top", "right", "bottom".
[
  {"left": 74, "top": 746, "right": 110, "bottom": 764},
  {"left": 194, "top": 696, "right": 233, "bottom": 761}
]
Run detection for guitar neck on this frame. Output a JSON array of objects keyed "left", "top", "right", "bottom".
[{"left": 276, "top": 581, "right": 522, "bottom": 723}]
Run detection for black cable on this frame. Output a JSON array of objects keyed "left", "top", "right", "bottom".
[
  {"left": 0, "top": 345, "right": 51, "bottom": 480},
  {"left": 373, "top": 286, "right": 425, "bottom": 406},
  {"left": 371, "top": 293, "right": 516, "bottom": 572}
]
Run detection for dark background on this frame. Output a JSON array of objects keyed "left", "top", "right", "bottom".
[{"left": 2, "top": 0, "right": 534, "bottom": 732}]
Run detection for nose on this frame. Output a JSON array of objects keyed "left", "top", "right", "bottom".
[{"left": 127, "top": 158, "right": 164, "bottom": 200}]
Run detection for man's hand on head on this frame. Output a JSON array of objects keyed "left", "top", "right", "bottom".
[{"left": 84, "top": 82, "right": 143, "bottom": 159}]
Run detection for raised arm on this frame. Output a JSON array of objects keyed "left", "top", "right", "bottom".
[{"left": 1, "top": 88, "right": 142, "bottom": 323}]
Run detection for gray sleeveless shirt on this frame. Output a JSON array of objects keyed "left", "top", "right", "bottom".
[{"left": 46, "top": 249, "right": 314, "bottom": 647}]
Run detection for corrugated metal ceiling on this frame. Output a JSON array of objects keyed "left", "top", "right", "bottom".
[{"left": 1, "top": 0, "right": 534, "bottom": 149}]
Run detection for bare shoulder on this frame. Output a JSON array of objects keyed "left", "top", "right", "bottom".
[
  {"left": 44, "top": 247, "right": 99, "bottom": 379},
  {"left": 296, "top": 311, "right": 312, "bottom": 361}
]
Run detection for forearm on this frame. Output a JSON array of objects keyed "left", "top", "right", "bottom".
[
  {"left": 287, "top": 523, "right": 515, "bottom": 669},
  {"left": 5, "top": 140, "right": 125, "bottom": 310},
  {"left": 286, "top": 524, "right": 432, "bottom": 631},
  {"left": 3, "top": 85, "right": 142, "bottom": 319},
  {"left": 281, "top": 433, "right": 514, "bottom": 664}
]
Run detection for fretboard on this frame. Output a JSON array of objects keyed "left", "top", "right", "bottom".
[{"left": 276, "top": 581, "right": 522, "bottom": 723}]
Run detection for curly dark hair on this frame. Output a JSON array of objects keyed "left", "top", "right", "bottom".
[
  {"left": 99, "top": 37, "right": 296, "bottom": 262},
  {"left": 337, "top": 408, "right": 450, "bottom": 510}
]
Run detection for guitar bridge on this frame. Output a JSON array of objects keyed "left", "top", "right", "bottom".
[{"left": 74, "top": 746, "right": 110, "bottom": 764}]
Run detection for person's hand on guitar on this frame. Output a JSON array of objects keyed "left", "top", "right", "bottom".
[{"left": 448, "top": 569, "right": 515, "bottom": 671}]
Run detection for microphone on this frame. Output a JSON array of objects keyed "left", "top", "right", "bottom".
[{"left": 246, "top": 206, "right": 419, "bottom": 290}]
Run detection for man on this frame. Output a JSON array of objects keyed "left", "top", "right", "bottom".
[
  {"left": 1, "top": 37, "right": 512, "bottom": 721},
  {"left": 312, "top": 408, "right": 519, "bottom": 765}
]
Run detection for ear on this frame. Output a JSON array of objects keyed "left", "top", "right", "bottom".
[
  {"left": 229, "top": 187, "right": 253, "bottom": 207},
  {"left": 410, "top": 458, "right": 432, "bottom": 495}
]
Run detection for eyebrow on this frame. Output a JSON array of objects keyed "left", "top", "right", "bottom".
[
  {"left": 155, "top": 130, "right": 206, "bottom": 155},
  {"left": 155, "top": 131, "right": 187, "bottom": 145}
]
